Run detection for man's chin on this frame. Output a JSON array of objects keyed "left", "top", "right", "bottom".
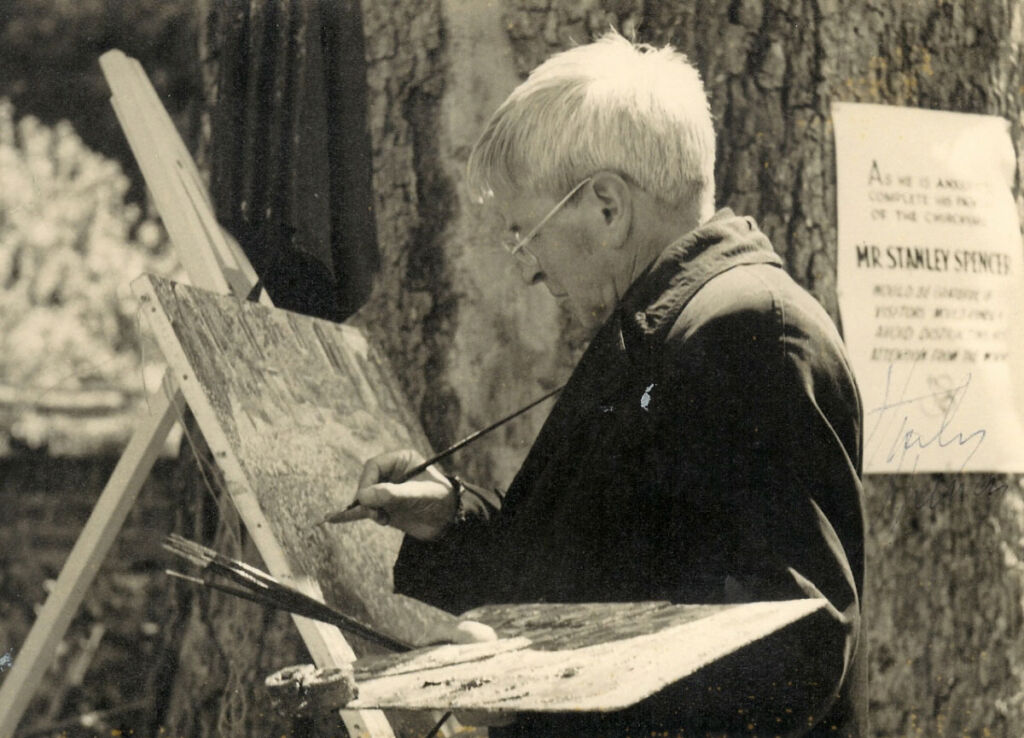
[
  {"left": 572, "top": 308, "right": 607, "bottom": 333},
  {"left": 543, "top": 291, "right": 600, "bottom": 330}
]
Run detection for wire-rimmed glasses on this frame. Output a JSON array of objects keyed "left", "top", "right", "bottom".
[{"left": 500, "top": 177, "right": 592, "bottom": 267}]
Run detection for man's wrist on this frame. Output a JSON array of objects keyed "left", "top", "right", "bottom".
[{"left": 443, "top": 474, "right": 467, "bottom": 524}]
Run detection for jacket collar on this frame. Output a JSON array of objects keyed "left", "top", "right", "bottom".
[
  {"left": 519, "top": 209, "right": 783, "bottom": 457},
  {"left": 619, "top": 208, "right": 783, "bottom": 352}
]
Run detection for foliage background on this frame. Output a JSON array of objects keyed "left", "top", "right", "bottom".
[
  {"left": 0, "top": 0, "right": 198, "bottom": 451},
  {"left": 0, "top": 103, "right": 178, "bottom": 407},
  {"left": 0, "top": 0, "right": 199, "bottom": 194}
]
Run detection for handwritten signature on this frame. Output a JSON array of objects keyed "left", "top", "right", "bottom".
[{"left": 865, "top": 361, "right": 986, "bottom": 473}]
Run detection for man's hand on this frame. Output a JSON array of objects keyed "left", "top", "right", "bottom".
[{"left": 330, "top": 449, "right": 458, "bottom": 541}]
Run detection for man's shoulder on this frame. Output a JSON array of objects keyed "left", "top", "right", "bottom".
[
  {"left": 654, "top": 262, "right": 857, "bottom": 401},
  {"left": 668, "top": 262, "right": 843, "bottom": 348},
  {"left": 662, "top": 263, "right": 787, "bottom": 346}
]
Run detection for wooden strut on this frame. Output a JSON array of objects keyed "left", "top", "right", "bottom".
[
  {"left": 0, "top": 383, "right": 185, "bottom": 737},
  {"left": 0, "top": 50, "right": 404, "bottom": 738}
]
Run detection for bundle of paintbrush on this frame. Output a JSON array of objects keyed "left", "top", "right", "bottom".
[{"left": 162, "top": 534, "right": 412, "bottom": 653}]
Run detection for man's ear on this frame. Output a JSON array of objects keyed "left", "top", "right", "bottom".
[{"left": 589, "top": 171, "right": 632, "bottom": 248}]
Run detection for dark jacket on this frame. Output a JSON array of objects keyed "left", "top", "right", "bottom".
[{"left": 395, "top": 210, "right": 868, "bottom": 737}]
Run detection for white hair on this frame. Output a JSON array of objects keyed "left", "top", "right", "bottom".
[{"left": 467, "top": 31, "right": 716, "bottom": 219}]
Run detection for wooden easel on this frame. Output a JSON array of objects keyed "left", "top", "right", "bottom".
[{"left": 0, "top": 51, "right": 395, "bottom": 738}]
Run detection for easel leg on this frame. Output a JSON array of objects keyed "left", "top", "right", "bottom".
[{"left": 0, "top": 384, "right": 184, "bottom": 737}]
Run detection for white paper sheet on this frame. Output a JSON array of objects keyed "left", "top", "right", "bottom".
[{"left": 833, "top": 102, "right": 1024, "bottom": 474}]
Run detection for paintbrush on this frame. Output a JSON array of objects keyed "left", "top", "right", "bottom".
[
  {"left": 317, "top": 383, "right": 564, "bottom": 526},
  {"left": 166, "top": 569, "right": 279, "bottom": 609},
  {"left": 163, "top": 534, "right": 413, "bottom": 652}
]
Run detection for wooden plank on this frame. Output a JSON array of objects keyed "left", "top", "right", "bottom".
[
  {"left": 99, "top": 50, "right": 231, "bottom": 295},
  {"left": 1, "top": 50, "right": 396, "bottom": 738},
  {"left": 4, "top": 53, "right": 393, "bottom": 738},
  {"left": 0, "top": 53, "right": 258, "bottom": 738},
  {"left": 121, "top": 56, "right": 256, "bottom": 300},
  {"left": 124, "top": 57, "right": 252, "bottom": 297},
  {"left": 125, "top": 56, "right": 209, "bottom": 199},
  {"left": 0, "top": 382, "right": 185, "bottom": 737},
  {"left": 104, "top": 53, "right": 264, "bottom": 304},
  {"left": 346, "top": 599, "right": 828, "bottom": 714}
]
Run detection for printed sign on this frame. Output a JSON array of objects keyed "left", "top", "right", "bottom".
[{"left": 833, "top": 102, "right": 1024, "bottom": 474}]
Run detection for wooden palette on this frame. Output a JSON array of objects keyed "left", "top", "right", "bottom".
[{"left": 349, "top": 599, "right": 826, "bottom": 713}]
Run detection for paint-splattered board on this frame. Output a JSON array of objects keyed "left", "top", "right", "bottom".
[
  {"left": 349, "top": 599, "right": 826, "bottom": 713},
  {"left": 133, "top": 274, "right": 454, "bottom": 653}
]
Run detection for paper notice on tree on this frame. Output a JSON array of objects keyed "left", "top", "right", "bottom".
[{"left": 833, "top": 103, "right": 1024, "bottom": 474}]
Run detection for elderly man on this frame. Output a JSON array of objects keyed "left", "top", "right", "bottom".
[{"left": 340, "top": 32, "right": 867, "bottom": 737}]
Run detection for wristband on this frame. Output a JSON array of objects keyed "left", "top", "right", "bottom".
[{"left": 443, "top": 474, "right": 468, "bottom": 524}]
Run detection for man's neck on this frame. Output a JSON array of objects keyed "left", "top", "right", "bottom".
[{"left": 617, "top": 194, "right": 702, "bottom": 294}]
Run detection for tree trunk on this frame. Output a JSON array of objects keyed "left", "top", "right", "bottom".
[{"left": 171, "top": 1, "right": 1024, "bottom": 736}]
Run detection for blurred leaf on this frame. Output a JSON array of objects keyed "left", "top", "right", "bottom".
[{"left": 0, "top": 99, "right": 183, "bottom": 397}]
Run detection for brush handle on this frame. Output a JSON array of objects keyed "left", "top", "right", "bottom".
[
  {"left": 164, "top": 536, "right": 414, "bottom": 652},
  {"left": 322, "top": 384, "right": 564, "bottom": 525}
]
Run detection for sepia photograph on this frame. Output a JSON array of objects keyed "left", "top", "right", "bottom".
[{"left": 0, "top": 1, "right": 1022, "bottom": 736}]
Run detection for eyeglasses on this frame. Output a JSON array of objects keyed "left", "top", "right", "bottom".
[{"left": 501, "top": 177, "right": 592, "bottom": 267}]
